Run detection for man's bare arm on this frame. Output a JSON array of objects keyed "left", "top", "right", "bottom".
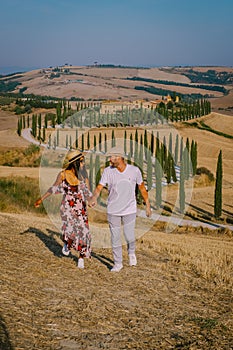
[{"left": 138, "top": 182, "right": 152, "bottom": 217}]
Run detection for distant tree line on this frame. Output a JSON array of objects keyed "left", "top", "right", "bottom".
[
  {"left": 16, "top": 97, "right": 58, "bottom": 109},
  {"left": 127, "top": 76, "right": 228, "bottom": 94},
  {"left": 135, "top": 85, "right": 212, "bottom": 100}
]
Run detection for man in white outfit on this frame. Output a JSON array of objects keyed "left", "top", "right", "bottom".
[{"left": 91, "top": 147, "right": 152, "bottom": 272}]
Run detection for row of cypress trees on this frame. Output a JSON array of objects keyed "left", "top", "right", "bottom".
[
  {"left": 16, "top": 101, "right": 222, "bottom": 219},
  {"left": 17, "top": 98, "right": 211, "bottom": 138},
  {"left": 86, "top": 148, "right": 222, "bottom": 217}
]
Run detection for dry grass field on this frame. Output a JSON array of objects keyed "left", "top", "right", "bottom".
[
  {"left": 0, "top": 212, "right": 232, "bottom": 350},
  {"left": 4, "top": 65, "right": 231, "bottom": 101},
  {"left": 0, "top": 66, "right": 233, "bottom": 349}
]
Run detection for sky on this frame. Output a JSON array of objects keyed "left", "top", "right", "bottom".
[{"left": 0, "top": 0, "right": 233, "bottom": 74}]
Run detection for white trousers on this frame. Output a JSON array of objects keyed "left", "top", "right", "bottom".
[{"left": 107, "top": 213, "right": 136, "bottom": 265}]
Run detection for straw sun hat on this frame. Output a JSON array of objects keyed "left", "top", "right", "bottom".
[
  {"left": 106, "top": 146, "right": 125, "bottom": 158},
  {"left": 63, "top": 150, "right": 84, "bottom": 168}
]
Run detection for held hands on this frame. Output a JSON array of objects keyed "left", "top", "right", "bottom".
[{"left": 89, "top": 195, "right": 98, "bottom": 208}]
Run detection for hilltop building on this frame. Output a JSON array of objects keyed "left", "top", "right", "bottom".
[{"left": 99, "top": 95, "right": 173, "bottom": 114}]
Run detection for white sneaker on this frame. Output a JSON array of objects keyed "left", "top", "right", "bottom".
[
  {"left": 110, "top": 263, "right": 123, "bottom": 272},
  {"left": 129, "top": 254, "right": 137, "bottom": 266},
  {"left": 62, "top": 244, "right": 70, "bottom": 256},
  {"left": 78, "top": 258, "right": 84, "bottom": 269}
]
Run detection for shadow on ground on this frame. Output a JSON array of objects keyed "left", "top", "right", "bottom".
[
  {"left": 0, "top": 314, "right": 14, "bottom": 350},
  {"left": 20, "top": 227, "right": 64, "bottom": 257},
  {"left": 20, "top": 227, "right": 114, "bottom": 268}
]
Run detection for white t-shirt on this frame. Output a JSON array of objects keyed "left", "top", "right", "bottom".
[{"left": 99, "top": 164, "right": 143, "bottom": 215}]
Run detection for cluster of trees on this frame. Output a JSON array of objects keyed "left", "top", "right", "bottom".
[
  {"left": 0, "top": 80, "right": 21, "bottom": 93},
  {"left": 184, "top": 69, "right": 233, "bottom": 85}
]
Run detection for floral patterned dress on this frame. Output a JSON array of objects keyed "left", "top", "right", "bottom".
[{"left": 49, "top": 174, "right": 92, "bottom": 258}]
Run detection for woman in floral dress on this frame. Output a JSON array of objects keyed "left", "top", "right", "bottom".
[{"left": 34, "top": 150, "right": 92, "bottom": 269}]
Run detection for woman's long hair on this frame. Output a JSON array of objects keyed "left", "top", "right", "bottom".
[{"left": 67, "top": 158, "right": 88, "bottom": 181}]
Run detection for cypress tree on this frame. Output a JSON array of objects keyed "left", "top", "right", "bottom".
[
  {"left": 185, "top": 138, "right": 190, "bottom": 179},
  {"left": 104, "top": 133, "right": 107, "bottom": 154},
  {"left": 52, "top": 114, "right": 56, "bottom": 129},
  {"left": 139, "top": 137, "right": 144, "bottom": 174},
  {"left": 69, "top": 135, "right": 72, "bottom": 150},
  {"left": 194, "top": 141, "right": 198, "bottom": 174},
  {"left": 44, "top": 114, "right": 48, "bottom": 129},
  {"left": 150, "top": 131, "right": 154, "bottom": 155},
  {"left": 89, "top": 113, "right": 92, "bottom": 128},
  {"left": 144, "top": 130, "right": 148, "bottom": 158},
  {"left": 57, "top": 129, "right": 59, "bottom": 147},
  {"left": 190, "top": 140, "right": 196, "bottom": 176},
  {"left": 17, "top": 117, "right": 22, "bottom": 136},
  {"left": 48, "top": 134, "right": 52, "bottom": 149},
  {"left": 135, "top": 129, "right": 138, "bottom": 144},
  {"left": 42, "top": 127, "right": 46, "bottom": 142},
  {"left": 81, "top": 133, "right": 84, "bottom": 151},
  {"left": 183, "top": 147, "right": 189, "bottom": 180},
  {"left": 87, "top": 132, "right": 90, "bottom": 150},
  {"left": 99, "top": 132, "right": 102, "bottom": 152},
  {"left": 186, "top": 137, "right": 190, "bottom": 152},
  {"left": 147, "top": 148, "right": 153, "bottom": 191},
  {"left": 134, "top": 141, "right": 139, "bottom": 167},
  {"left": 94, "top": 111, "right": 97, "bottom": 126},
  {"left": 94, "top": 135, "right": 97, "bottom": 152},
  {"left": 155, "top": 147, "right": 162, "bottom": 208},
  {"left": 155, "top": 109, "right": 158, "bottom": 125},
  {"left": 89, "top": 154, "right": 93, "bottom": 191},
  {"left": 111, "top": 130, "right": 115, "bottom": 147},
  {"left": 169, "top": 132, "right": 173, "bottom": 156},
  {"left": 124, "top": 130, "right": 127, "bottom": 155},
  {"left": 32, "top": 114, "right": 37, "bottom": 138},
  {"left": 130, "top": 133, "right": 133, "bottom": 157},
  {"left": 127, "top": 152, "right": 131, "bottom": 165},
  {"left": 179, "top": 159, "right": 185, "bottom": 213},
  {"left": 75, "top": 129, "right": 78, "bottom": 149},
  {"left": 155, "top": 132, "right": 160, "bottom": 157},
  {"left": 214, "top": 150, "right": 222, "bottom": 219},
  {"left": 174, "top": 134, "right": 179, "bottom": 165},
  {"left": 134, "top": 129, "right": 139, "bottom": 163},
  {"left": 166, "top": 152, "right": 171, "bottom": 184},
  {"left": 53, "top": 135, "right": 56, "bottom": 149},
  {"left": 80, "top": 113, "right": 83, "bottom": 128},
  {"left": 162, "top": 136, "right": 167, "bottom": 171},
  {"left": 22, "top": 115, "right": 25, "bottom": 129},
  {"left": 70, "top": 115, "right": 74, "bottom": 128},
  {"left": 56, "top": 102, "right": 62, "bottom": 124},
  {"left": 171, "top": 156, "right": 177, "bottom": 183},
  {"left": 95, "top": 155, "right": 101, "bottom": 187},
  {"left": 180, "top": 137, "right": 183, "bottom": 163}
]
